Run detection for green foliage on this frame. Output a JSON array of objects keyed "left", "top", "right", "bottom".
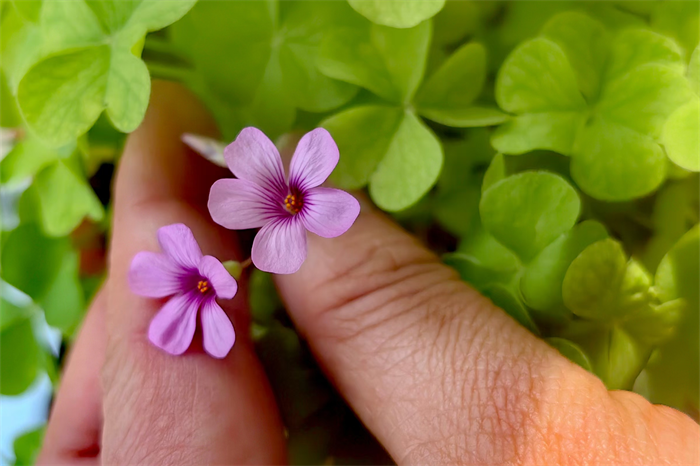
[
  {"left": 521, "top": 220, "right": 608, "bottom": 315},
  {"left": 348, "top": 0, "right": 445, "bottom": 28},
  {"left": 662, "top": 46, "right": 700, "bottom": 172},
  {"left": 2, "top": 224, "right": 70, "bottom": 301},
  {"left": 651, "top": 0, "right": 700, "bottom": 61},
  {"left": 480, "top": 171, "right": 580, "bottom": 261},
  {"left": 12, "top": 426, "right": 45, "bottom": 466},
  {"left": 171, "top": 0, "right": 359, "bottom": 140},
  {"left": 319, "top": 13, "right": 502, "bottom": 211},
  {"left": 645, "top": 226, "right": 700, "bottom": 412},
  {"left": 546, "top": 337, "right": 592, "bottom": 372},
  {"left": 563, "top": 239, "right": 651, "bottom": 320},
  {"left": 493, "top": 12, "right": 694, "bottom": 200},
  {"left": 5, "top": 0, "right": 197, "bottom": 146},
  {"left": 2, "top": 0, "right": 699, "bottom": 455},
  {"left": 1, "top": 317, "right": 40, "bottom": 395}
]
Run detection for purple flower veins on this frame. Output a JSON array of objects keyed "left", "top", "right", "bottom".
[
  {"left": 208, "top": 127, "right": 360, "bottom": 274},
  {"left": 129, "top": 224, "right": 237, "bottom": 358}
]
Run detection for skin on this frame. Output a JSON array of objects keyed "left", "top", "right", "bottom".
[{"left": 37, "top": 82, "right": 699, "bottom": 466}]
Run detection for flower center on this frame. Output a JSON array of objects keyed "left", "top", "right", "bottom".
[
  {"left": 284, "top": 193, "right": 303, "bottom": 215},
  {"left": 197, "top": 280, "right": 210, "bottom": 294}
]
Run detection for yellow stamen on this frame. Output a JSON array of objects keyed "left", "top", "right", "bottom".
[
  {"left": 284, "top": 193, "right": 303, "bottom": 214},
  {"left": 197, "top": 280, "right": 210, "bottom": 293}
]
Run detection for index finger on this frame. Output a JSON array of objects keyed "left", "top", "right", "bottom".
[{"left": 103, "top": 81, "right": 286, "bottom": 464}]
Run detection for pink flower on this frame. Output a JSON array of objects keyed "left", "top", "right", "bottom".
[
  {"left": 208, "top": 127, "right": 360, "bottom": 274},
  {"left": 129, "top": 224, "right": 237, "bottom": 358}
]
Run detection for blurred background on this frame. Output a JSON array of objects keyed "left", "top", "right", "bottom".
[{"left": 1, "top": 0, "right": 698, "bottom": 464}]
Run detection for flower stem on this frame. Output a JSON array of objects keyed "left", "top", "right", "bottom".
[{"left": 222, "top": 258, "right": 253, "bottom": 280}]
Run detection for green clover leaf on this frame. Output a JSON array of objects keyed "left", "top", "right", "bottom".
[
  {"left": 14, "top": 0, "right": 196, "bottom": 146},
  {"left": 322, "top": 105, "right": 442, "bottom": 212},
  {"left": 645, "top": 225, "right": 700, "bottom": 412},
  {"left": 415, "top": 42, "right": 507, "bottom": 127},
  {"left": 12, "top": 426, "right": 45, "bottom": 466},
  {"left": 172, "top": 0, "right": 358, "bottom": 140},
  {"left": 561, "top": 321, "right": 653, "bottom": 390},
  {"left": 521, "top": 220, "right": 608, "bottom": 316},
  {"left": 319, "top": 19, "right": 431, "bottom": 104},
  {"left": 1, "top": 223, "right": 70, "bottom": 302},
  {"left": 368, "top": 111, "right": 443, "bottom": 211},
  {"left": 562, "top": 238, "right": 654, "bottom": 320},
  {"left": 39, "top": 249, "right": 85, "bottom": 334},
  {"left": 433, "top": 131, "right": 495, "bottom": 236},
  {"left": 480, "top": 171, "right": 581, "bottom": 262},
  {"left": 319, "top": 15, "right": 500, "bottom": 210},
  {"left": 0, "top": 137, "right": 72, "bottom": 184},
  {"left": 0, "top": 317, "right": 40, "bottom": 395},
  {"left": 662, "top": 46, "right": 700, "bottom": 172},
  {"left": 546, "top": 337, "right": 593, "bottom": 372},
  {"left": 33, "top": 159, "right": 104, "bottom": 237},
  {"left": 493, "top": 12, "right": 694, "bottom": 200},
  {"left": 651, "top": 0, "right": 699, "bottom": 62},
  {"left": 0, "top": 6, "right": 44, "bottom": 93},
  {"left": 481, "top": 283, "right": 539, "bottom": 334},
  {"left": 348, "top": 0, "right": 445, "bottom": 29}
]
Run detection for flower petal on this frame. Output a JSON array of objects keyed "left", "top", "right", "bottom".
[
  {"left": 252, "top": 217, "right": 307, "bottom": 274},
  {"left": 198, "top": 255, "right": 238, "bottom": 300},
  {"left": 289, "top": 128, "right": 339, "bottom": 191},
  {"left": 148, "top": 292, "right": 199, "bottom": 355},
  {"left": 128, "top": 251, "right": 185, "bottom": 298},
  {"left": 224, "top": 127, "right": 287, "bottom": 197},
  {"left": 301, "top": 187, "right": 361, "bottom": 238},
  {"left": 157, "top": 223, "right": 203, "bottom": 270},
  {"left": 208, "top": 178, "right": 282, "bottom": 230},
  {"left": 200, "top": 298, "right": 235, "bottom": 359}
]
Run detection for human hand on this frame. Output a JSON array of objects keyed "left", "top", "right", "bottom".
[{"left": 37, "top": 82, "right": 699, "bottom": 466}]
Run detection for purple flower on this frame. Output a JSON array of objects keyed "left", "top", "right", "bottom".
[
  {"left": 208, "top": 127, "right": 360, "bottom": 274},
  {"left": 128, "top": 224, "right": 237, "bottom": 358}
]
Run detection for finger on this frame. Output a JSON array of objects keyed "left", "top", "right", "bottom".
[
  {"left": 274, "top": 204, "right": 699, "bottom": 464},
  {"left": 102, "top": 81, "right": 286, "bottom": 465},
  {"left": 37, "top": 291, "right": 106, "bottom": 466}
]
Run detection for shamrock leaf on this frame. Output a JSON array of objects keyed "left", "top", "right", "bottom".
[
  {"left": 1, "top": 220, "right": 86, "bottom": 337},
  {"left": 0, "top": 71, "right": 21, "bottom": 127},
  {"left": 319, "top": 19, "right": 431, "bottom": 104},
  {"left": 0, "top": 136, "right": 72, "bottom": 185},
  {"left": 319, "top": 15, "right": 499, "bottom": 211},
  {"left": 39, "top": 249, "right": 85, "bottom": 334},
  {"left": 0, "top": 6, "right": 43, "bottom": 93},
  {"left": 1, "top": 223, "right": 70, "bottom": 302},
  {"left": 32, "top": 159, "right": 104, "bottom": 237},
  {"left": 432, "top": 130, "right": 495, "bottom": 236},
  {"left": 493, "top": 12, "right": 694, "bottom": 200},
  {"left": 546, "top": 337, "right": 592, "bottom": 372},
  {"left": 323, "top": 106, "right": 442, "bottom": 211},
  {"left": 11, "top": 0, "right": 42, "bottom": 23},
  {"left": 15, "top": 0, "right": 196, "bottom": 146},
  {"left": 480, "top": 171, "right": 581, "bottom": 262},
  {"left": 449, "top": 169, "right": 594, "bottom": 325},
  {"left": 415, "top": 42, "right": 508, "bottom": 127},
  {"left": 521, "top": 220, "right": 608, "bottom": 316},
  {"left": 482, "top": 283, "right": 539, "bottom": 334},
  {"left": 651, "top": 0, "right": 699, "bottom": 62},
  {"left": 560, "top": 320, "right": 653, "bottom": 391},
  {"left": 562, "top": 239, "right": 653, "bottom": 320},
  {"left": 662, "top": 46, "right": 700, "bottom": 172},
  {"left": 171, "top": 0, "right": 359, "bottom": 140},
  {"left": 645, "top": 225, "right": 700, "bottom": 413},
  {"left": 642, "top": 177, "right": 699, "bottom": 272},
  {"left": 348, "top": 0, "right": 445, "bottom": 29},
  {"left": 0, "top": 316, "right": 40, "bottom": 395},
  {"left": 12, "top": 426, "right": 45, "bottom": 466}
]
